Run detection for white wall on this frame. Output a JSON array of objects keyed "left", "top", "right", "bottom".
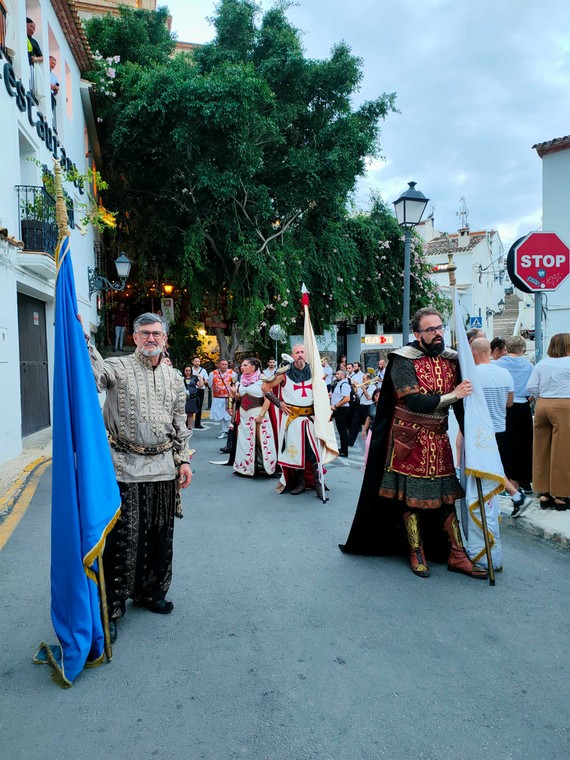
[
  {"left": 540, "top": 149, "right": 570, "bottom": 342},
  {"left": 0, "top": 0, "right": 99, "bottom": 466}
]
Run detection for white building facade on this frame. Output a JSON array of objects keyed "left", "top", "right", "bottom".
[
  {"left": 419, "top": 217, "right": 506, "bottom": 337},
  {"left": 0, "top": 0, "right": 100, "bottom": 465},
  {"left": 531, "top": 136, "right": 570, "bottom": 343}
]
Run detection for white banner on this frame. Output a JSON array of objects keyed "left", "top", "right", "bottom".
[
  {"left": 302, "top": 285, "right": 338, "bottom": 464},
  {"left": 454, "top": 291, "right": 505, "bottom": 570}
]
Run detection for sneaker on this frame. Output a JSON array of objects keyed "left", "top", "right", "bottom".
[
  {"left": 217, "top": 432, "right": 227, "bottom": 439},
  {"left": 511, "top": 488, "right": 530, "bottom": 518}
]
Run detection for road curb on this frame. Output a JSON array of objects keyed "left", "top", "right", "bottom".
[
  {"left": 0, "top": 457, "right": 52, "bottom": 551},
  {"left": 498, "top": 495, "right": 570, "bottom": 550}
]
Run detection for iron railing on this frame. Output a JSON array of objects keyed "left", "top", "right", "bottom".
[
  {"left": 16, "top": 185, "right": 75, "bottom": 256},
  {"left": 17, "top": 185, "right": 57, "bottom": 255}
]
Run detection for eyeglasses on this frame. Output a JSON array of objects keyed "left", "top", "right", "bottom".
[
  {"left": 138, "top": 330, "right": 165, "bottom": 340},
  {"left": 419, "top": 325, "right": 446, "bottom": 335}
]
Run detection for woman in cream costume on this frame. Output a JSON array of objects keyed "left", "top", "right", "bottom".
[{"left": 232, "top": 358, "right": 277, "bottom": 477}]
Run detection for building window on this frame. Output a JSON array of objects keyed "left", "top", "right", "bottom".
[{"left": 0, "top": 1, "right": 8, "bottom": 60}]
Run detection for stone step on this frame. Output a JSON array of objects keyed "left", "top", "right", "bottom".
[{"left": 492, "top": 293, "right": 520, "bottom": 338}]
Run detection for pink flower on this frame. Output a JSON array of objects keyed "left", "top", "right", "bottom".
[{"left": 106, "top": 68, "right": 116, "bottom": 79}]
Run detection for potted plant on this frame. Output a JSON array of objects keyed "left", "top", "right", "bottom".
[{"left": 20, "top": 188, "right": 57, "bottom": 253}]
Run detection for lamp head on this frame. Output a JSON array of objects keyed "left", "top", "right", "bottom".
[
  {"left": 393, "top": 181, "right": 429, "bottom": 227},
  {"left": 114, "top": 253, "right": 132, "bottom": 280}
]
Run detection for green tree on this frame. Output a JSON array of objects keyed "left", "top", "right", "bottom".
[{"left": 85, "top": 1, "right": 441, "bottom": 356}]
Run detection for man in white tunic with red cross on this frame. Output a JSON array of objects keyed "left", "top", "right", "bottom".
[{"left": 262, "top": 344, "right": 325, "bottom": 499}]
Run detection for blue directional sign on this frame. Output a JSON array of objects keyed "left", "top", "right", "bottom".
[{"left": 469, "top": 316, "right": 483, "bottom": 329}]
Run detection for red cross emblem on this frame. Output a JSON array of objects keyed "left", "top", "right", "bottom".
[{"left": 293, "top": 381, "right": 312, "bottom": 397}]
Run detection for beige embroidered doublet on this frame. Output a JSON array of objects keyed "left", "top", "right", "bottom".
[{"left": 88, "top": 346, "right": 191, "bottom": 483}]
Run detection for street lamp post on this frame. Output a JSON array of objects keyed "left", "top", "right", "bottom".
[{"left": 393, "top": 182, "right": 429, "bottom": 345}]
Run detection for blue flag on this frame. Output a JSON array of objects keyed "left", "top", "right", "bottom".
[{"left": 35, "top": 236, "right": 120, "bottom": 687}]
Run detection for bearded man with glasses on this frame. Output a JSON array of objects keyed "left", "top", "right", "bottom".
[
  {"left": 341, "top": 307, "right": 487, "bottom": 581},
  {"left": 84, "top": 313, "right": 192, "bottom": 643}
]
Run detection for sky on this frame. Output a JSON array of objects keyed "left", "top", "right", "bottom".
[{"left": 164, "top": 0, "right": 570, "bottom": 251}]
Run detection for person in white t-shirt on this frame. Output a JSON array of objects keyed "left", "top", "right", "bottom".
[
  {"left": 263, "top": 357, "right": 277, "bottom": 380},
  {"left": 471, "top": 338, "right": 529, "bottom": 517},
  {"left": 321, "top": 356, "right": 333, "bottom": 390}
]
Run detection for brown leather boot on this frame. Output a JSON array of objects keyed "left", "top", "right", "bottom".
[
  {"left": 290, "top": 473, "right": 306, "bottom": 495},
  {"left": 403, "top": 511, "right": 430, "bottom": 578},
  {"left": 443, "top": 511, "right": 488, "bottom": 579}
]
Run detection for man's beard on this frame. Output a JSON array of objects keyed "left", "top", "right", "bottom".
[
  {"left": 139, "top": 345, "right": 163, "bottom": 358},
  {"left": 419, "top": 336, "right": 445, "bottom": 357}
]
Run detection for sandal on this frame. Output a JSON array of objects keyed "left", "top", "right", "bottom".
[
  {"left": 553, "top": 497, "right": 570, "bottom": 512},
  {"left": 539, "top": 493, "right": 554, "bottom": 509}
]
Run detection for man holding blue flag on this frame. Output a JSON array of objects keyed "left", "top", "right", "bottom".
[{"left": 84, "top": 313, "right": 192, "bottom": 643}]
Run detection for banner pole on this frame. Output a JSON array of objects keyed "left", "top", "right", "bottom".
[
  {"left": 96, "top": 551, "right": 114, "bottom": 661},
  {"left": 475, "top": 477, "right": 496, "bottom": 586}
]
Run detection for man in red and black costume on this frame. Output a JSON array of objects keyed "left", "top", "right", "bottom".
[{"left": 340, "top": 307, "right": 487, "bottom": 580}]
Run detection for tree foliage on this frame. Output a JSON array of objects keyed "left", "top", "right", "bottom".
[{"left": 85, "top": 0, "right": 444, "bottom": 356}]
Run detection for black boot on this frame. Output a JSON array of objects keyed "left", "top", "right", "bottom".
[{"left": 220, "top": 427, "right": 235, "bottom": 454}]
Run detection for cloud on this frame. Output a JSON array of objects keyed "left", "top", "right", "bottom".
[{"left": 169, "top": 0, "right": 570, "bottom": 249}]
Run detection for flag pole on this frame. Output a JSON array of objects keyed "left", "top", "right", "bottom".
[
  {"left": 475, "top": 478, "right": 496, "bottom": 586},
  {"left": 96, "top": 552, "right": 114, "bottom": 660},
  {"left": 53, "top": 159, "right": 70, "bottom": 253},
  {"left": 303, "top": 298, "right": 327, "bottom": 504},
  {"left": 446, "top": 254, "right": 495, "bottom": 587}
]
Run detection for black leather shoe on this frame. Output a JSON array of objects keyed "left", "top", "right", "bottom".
[
  {"left": 109, "top": 620, "right": 117, "bottom": 643},
  {"left": 338, "top": 452, "right": 348, "bottom": 458},
  {"left": 220, "top": 446, "right": 231, "bottom": 453},
  {"left": 133, "top": 598, "right": 174, "bottom": 614}
]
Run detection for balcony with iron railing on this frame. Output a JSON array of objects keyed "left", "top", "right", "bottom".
[{"left": 16, "top": 185, "right": 75, "bottom": 256}]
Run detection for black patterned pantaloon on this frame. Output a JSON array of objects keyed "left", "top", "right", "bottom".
[{"left": 103, "top": 480, "right": 176, "bottom": 620}]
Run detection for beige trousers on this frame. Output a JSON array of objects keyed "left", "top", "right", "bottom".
[{"left": 532, "top": 397, "right": 570, "bottom": 497}]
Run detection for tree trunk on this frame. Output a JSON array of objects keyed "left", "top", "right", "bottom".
[
  {"left": 213, "top": 327, "right": 230, "bottom": 360},
  {"left": 214, "top": 322, "right": 242, "bottom": 361}
]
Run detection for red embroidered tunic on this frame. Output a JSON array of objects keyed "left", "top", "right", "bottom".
[{"left": 389, "top": 354, "right": 457, "bottom": 478}]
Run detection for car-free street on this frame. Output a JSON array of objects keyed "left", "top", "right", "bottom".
[{"left": 1, "top": 423, "right": 569, "bottom": 760}]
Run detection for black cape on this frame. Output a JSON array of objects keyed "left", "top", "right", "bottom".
[{"left": 339, "top": 342, "right": 464, "bottom": 561}]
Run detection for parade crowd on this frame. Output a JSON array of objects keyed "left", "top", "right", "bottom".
[{"left": 86, "top": 309, "right": 570, "bottom": 643}]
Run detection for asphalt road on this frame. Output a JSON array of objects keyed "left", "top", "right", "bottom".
[{"left": 1, "top": 422, "right": 569, "bottom": 760}]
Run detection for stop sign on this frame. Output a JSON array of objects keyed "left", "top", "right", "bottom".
[{"left": 512, "top": 232, "right": 570, "bottom": 292}]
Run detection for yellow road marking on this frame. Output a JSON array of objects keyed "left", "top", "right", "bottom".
[{"left": 0, "top": 457, "right": 52, "bottom": 551}]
